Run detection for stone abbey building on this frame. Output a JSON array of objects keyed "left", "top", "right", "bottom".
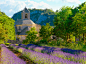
[{"left": 15, "top": 7, "right": 41, "bottom": 41}]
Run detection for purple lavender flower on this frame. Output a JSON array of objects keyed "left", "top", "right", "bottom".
[
  {"left": 10, "top": 44, "right": 81, "bottom": 64},
  {"left": 0, "top": 44, "right": 6, "bottom": 47},
  {"left": 1, "top": 46, "right": 26, "bottom": 64}
]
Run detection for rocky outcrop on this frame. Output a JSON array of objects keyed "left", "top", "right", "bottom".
[{"left": 12, "top": 9, "right": 56, "bottom": 26}]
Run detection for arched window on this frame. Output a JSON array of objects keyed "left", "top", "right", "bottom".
[{"left": 25, "top": 14, "right": 27, "bottom": 19}]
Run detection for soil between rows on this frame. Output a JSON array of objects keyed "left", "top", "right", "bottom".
[{"left": 6, "top": 46, "right": 37, "bottom": 64}]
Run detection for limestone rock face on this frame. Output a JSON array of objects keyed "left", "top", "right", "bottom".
[{"left": 12, "top": 8, "right": 55, "bottom": 26}]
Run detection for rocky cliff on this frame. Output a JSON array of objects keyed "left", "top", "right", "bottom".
[{"left": 12, "top": 8, "right": 56, "bottom": 26}]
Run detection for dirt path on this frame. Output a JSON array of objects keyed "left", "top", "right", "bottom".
[{"left": 6, "top": 46, "right": 36, "bottom": 64}]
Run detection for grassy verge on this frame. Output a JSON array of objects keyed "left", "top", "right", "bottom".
[{"left": 35, "top": 41, "right": 86, "bottom": 52}]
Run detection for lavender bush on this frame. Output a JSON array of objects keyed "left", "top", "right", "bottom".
[
  {"left": 17, "top": 44, "right": 86, "bottom": 64},
  {"left": 1, "top": 44, "right": 26, "bottom": 64},
  {"left": 0, "top": 44, "right": 6, "bottom": 47},
  {"left": 9, "top": 44, "right": 82, "bottom": 64}
]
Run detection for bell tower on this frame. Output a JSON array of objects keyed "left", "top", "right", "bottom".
[{"left": 22, "top": 7, "right": 30, "bottom": 20}]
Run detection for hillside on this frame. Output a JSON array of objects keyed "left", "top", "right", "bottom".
[{"left": 12, "top": 8, "right": 56, "bottom": 26}]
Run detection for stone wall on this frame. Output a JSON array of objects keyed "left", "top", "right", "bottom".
[
  {"left": 16, "top": 35, "right": 27, "bottom": 41},
  {"left": 7, "top": 40, "right": 22, "bottom": 44}
]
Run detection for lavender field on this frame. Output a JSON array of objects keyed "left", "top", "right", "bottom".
[
  {"left": 0, "top": 0, "right": 86, "bottom": 64},
  {"left": 0, "top": 43, "right": 86, "bottom": 64}
]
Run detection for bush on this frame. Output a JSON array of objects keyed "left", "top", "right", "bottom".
[
  {"left": 48, "top": 40, "right": 57, "bottom": 46},
  {"left": 60, "top": 42, "right": 66, "bottom": 46},
  {"left": 29, "top": 41, "right": 35, "bottom": 44},
  {"left": 40, "top": 39, "right": 48, "bottom": 44},
  {"left": 0, "top": 40, "right": 4, "bottom": 44},
  {"left": 56, "top": 41, "right": 60, "bottom": 46},
  {"left": 56, "top": 39, "right": 64, "bottom": 46},
  {"left": 22, "top": 39, "right": 29, "bottom": 45},
  {"left": 66, "top": 42, "right": 83, "bottom": 50},
  {"left": 5, "top": 43, "right": 11, "bottom": 46}
]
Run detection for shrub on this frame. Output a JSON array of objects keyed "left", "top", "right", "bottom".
[
  {"left": 22, "top": 39, "right": 29, "bottom": 45},
  {"left": 29, "top": 41, "right": 35, "bottom": 44},
  {"left": 5, "top": 43, "right": 11, "bottom": 45},
  {"left": 56, "top": 39, "right": 64, "bottom": 46},
  {"left": 0, "top": 40, "right": 4, "bottom": 44},
  {"left": 40, "top": 39, "right": 48, "bottom": 44},
  {"left": 60, "top": 42, "right": 66, "bottom": 46},
  {"left": 48, "top": 40, "right": 57, "bottom": 46},
  {"left": 56, "top": 41, "right": 60, "bottom": 46}
]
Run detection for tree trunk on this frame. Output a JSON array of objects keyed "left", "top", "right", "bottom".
[
  {"left": 67, "top": 33, "right": 68, "bottom": 39},
  {"left": 79, "top": 34, "right": 80, "bottom": 42},
  {"left": 67, "top": 33, "right": 68, "bottom": 42},
  {"left": 75, "top": 36, "right": 76, "bottom": 42},
  {"left": 84, "top": 33, "right": 86, "bottom": 43},
  {"left": 83, "top": 33, "right": 84, "bottom": 41},
  {"left": 69, "top": 35, "right": 70, "bottom": 39}
]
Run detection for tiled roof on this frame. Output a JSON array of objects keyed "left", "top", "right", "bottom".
[
  {"left": 15, "top": 19, "right": 35, "bottom": 25},
  {"left": 19, "top": 27, "right": 28, "bottom": 35}
]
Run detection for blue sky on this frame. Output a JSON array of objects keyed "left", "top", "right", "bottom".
[{"left": 0, "top": 0, "right": 86, "bottom": 17}]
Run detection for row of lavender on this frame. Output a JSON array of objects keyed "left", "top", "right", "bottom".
[
  {"left": 0, "top": 44, "right": 26, "bottom": 64},
  {"left": 9, "top": 44, "right": 81, "bottom": 64},
  {"left": 18, "top": 44, "right": 86, "bottom": 64}
]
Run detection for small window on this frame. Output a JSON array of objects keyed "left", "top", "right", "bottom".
[
  {"left": 19, "top": 26, "right": 21, "bottom": 30},
  {"left": 25, "top": 14, "right": 27, "bottom": 18}
]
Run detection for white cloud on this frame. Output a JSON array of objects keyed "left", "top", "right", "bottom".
[
  {"left": 47, "top": 0, "right": 55, "bottom": 2},
  {"left": 62, "top": 0, "right": 81, "bottom": 4},
  {"left": 26, "top": 0, "right": 51, "bottom": 9},
  {"left": 9, "top": 9, "right": 13, "bottom": 12},
  {"left": 0, "top": 0, "right": 6, "bottom": 5},
  {"left": 9, "top": 15, "right": 12, "bottom": 18},
  {"left": 0, "top": 0, "right": 51, "bottom": 16}
]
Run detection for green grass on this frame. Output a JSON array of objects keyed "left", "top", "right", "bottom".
[
  {"left": 5, "top": 43, "right": 11, "bottom": 45},
  {"left": 0, "top": 40, "right": 4, "bottom": 44},
  {"left": 36, "top": 41, "right": 86, "bottom": 52},
  {"left": 5, "top": 40, "right": 86, "bottom": 52}
]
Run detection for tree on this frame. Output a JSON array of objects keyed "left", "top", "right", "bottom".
[
  {"left": 73, "top": 3, "right": 86, "bottom": 43},
  {"left": 39, "top": 23, "right": 53, "bottom": 41},
  {"left": 0, "top": 23, "right": 8, "bottom": 44},
  {"left": 25, "top": 27, "right": 38, "bottom": 43},
  {"left": 53, "top": 6, "right": 73, "bottom": 42},
  {"left": 0, "top": 11, "right": 16, "bottom": 44}
]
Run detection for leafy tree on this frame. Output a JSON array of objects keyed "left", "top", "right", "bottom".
[
  {"left": 25, "top": 27, "right": 38, "bottom": 43},
  {"left": 0, "top": 11, "right": 15, "bottom": 44},
  {"left": 73, "top": 3, "right": 86, "bottom": 43},
  {"left": 0, "top": 23, "right": 8, "bottom": 44},
  {"left": 53, "top": 6, "right": 73, "bottom": 41},
  {"left": 39, "top": 23, "right": 53, "bottom": 41}
]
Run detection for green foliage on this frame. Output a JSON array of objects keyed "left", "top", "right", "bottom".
[
  {"left": 23, "top": 27, "right": 38, "bottom": 44},
  {"left": 49, "top": 40, "right": 58, "bottom": 46},
  {"left": 72, "top": 3, "right": 86, "bottom": 43},
  {"left": 0, "top": 11, "right": 15, "bottom": 44},
  {"left": 39, "top": 39, "right": 48, "bottom": 44},
  {"left": 22, "top": 39, "right": 29, "bottom": 45},
  {"left": 5, "top": 43, "right": 11, "bottom": 46},
  {"left": 67, "top": 42, "right": 83, "bottom": 50},
  {"left": 39, "top": 23, "right": 53, "bottom": 41},
  {"left": 53, "top": 6, "right": 73, "bottom": 41}
]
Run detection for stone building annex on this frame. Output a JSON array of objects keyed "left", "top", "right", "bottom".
[{"left": 15, "top": 7, "right": 41, "bottom": 41}]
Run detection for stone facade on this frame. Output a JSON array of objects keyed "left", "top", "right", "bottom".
[{"left": 15, "top": 7, "right": 41, "bottom": 41}]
